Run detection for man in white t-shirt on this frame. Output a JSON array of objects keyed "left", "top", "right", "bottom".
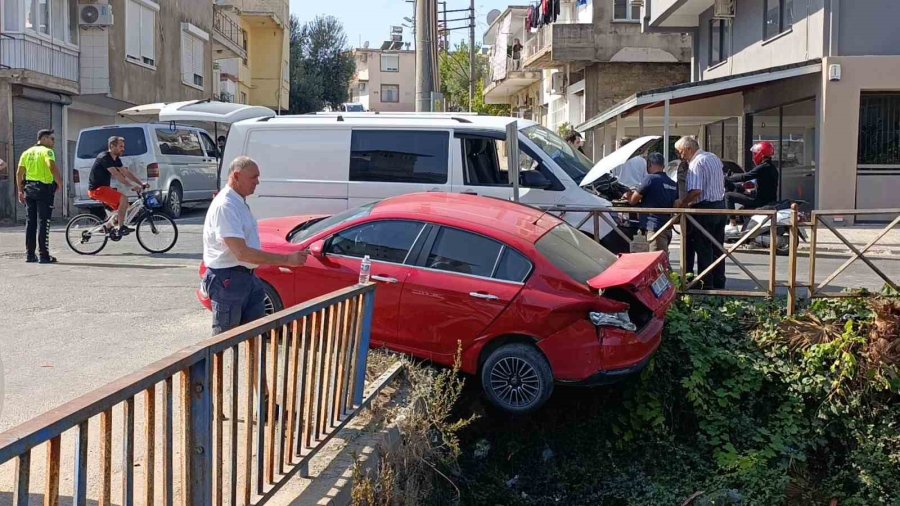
[{"left": 202, "top": 156, "right": 306, "bottom": 335}]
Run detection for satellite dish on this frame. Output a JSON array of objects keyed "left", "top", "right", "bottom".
[
  {"left": 363, "top": 41, "right": 370, "bottom": 48},
  {"left": 486, "top": 9, "right": 501, "bottom": 25}
]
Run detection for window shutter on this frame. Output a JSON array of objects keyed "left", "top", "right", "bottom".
[
  {"left": 181, "top": 31, "right": 193, "bottom": 84},
  {"left": 126, "top": 1, "right": 140, "bottom": 58},
  {"left": 192, "top": 36, "right": 205, "bottom": 84},
  {"left": 140, "top": 6, "right": 155, "bottom": 63}
]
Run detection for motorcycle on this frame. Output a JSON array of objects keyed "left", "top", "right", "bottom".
[{"left": 725, "top": 199, "right": 808, "bottom": 255}]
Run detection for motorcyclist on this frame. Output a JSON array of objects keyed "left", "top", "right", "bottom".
[{"left": 725, "top": 142, "right": 779, "bottom": 224}]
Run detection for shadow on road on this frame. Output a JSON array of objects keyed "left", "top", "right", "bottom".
[{"left": 58, "top": 261, "right": 183, "bottom": 270}]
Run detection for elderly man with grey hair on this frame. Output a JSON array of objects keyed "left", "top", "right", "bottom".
[
  {"left": 673, "top": 136, "right": 727, "bottom": 289},
  {"left": 202, "top": 156, "right": 307, "bottom": 335},
  {"left": 627, "top": 152, "right": 677, "bottom": 253}
]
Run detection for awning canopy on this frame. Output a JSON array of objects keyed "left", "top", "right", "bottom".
[{"left": 577, "top": 61, "right": 822, "bottom": 132}]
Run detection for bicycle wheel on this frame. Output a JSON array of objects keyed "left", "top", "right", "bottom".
[
  {"left": 136, "top": 213, "right": 178, "bottom": 254},
  {"left": 65, "top": 214, "right": 108, "bottom": 255}
]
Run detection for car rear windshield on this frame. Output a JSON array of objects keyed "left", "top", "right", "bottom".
[
  {"left": 77, "top": 127, "right": 148, "bottom": 159},
  {"left": 536, "top": 224, "right": 618, "bottom": 283},
  {"left": 289, "top": 202, "right": 378, "bottom": 244}
]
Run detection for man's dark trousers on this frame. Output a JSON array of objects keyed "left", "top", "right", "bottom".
[
  {"left": 204, "top": 266, "right": 267, "bottom": 335},
  {"left": 689, "top": 200, "right": 727, "bottom": 289},
  {"left": 24, "top": 181, "right": 55, "bottom": 258}
]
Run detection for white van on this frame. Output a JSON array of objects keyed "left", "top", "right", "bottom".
[
  {"left": 73, "top": 123, "right": 220, "bottom": 218},
  {"left": 148, "top": 103, "right": 615, "bottom": 241}
]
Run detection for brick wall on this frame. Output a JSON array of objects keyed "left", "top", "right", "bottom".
[{"left": 584, "top": 62, "right": 690, "bottom": 121}]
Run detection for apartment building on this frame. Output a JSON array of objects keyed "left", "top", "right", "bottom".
[
  {"left": 214, "top": 0, "right": 290, "bottom": 112},
  {"left": 349, "top": 48, "right": 417, "bottom": 112},
  {"left": 484, "top": 1, "right": 691, "bottom": 156},
  {"left": 0, "top": 0, "right": 216, "bottom": 222},
  {"left": 582, "top": 0, "right": 900, "bottom": 215}
]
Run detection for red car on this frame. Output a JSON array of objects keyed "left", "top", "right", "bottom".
[{"left": 198, "top": 193, "right": 675, "bottom": 413}]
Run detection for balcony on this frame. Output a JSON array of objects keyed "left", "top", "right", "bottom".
[
  {"left": 522, "top": 23, "right": 595, "bottom": 70},
  {"left": 213, "top": 7, "right": 247, "bottom": 61},
  {"left": 0, "top": 34, "right": 79, "bottom": 92},
  {"left": 483, "top": 58, "right": 541, "bottom": 105},
  {"left": 647, "top": 0, "right": 713, "bottom": 29}
]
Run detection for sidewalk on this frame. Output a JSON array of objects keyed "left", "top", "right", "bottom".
[{"left": 800, "top": 224, "right": 900, "bottom": 257}]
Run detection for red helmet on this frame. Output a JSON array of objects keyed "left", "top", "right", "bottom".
[{"left": 751, "top": 141, "right": 776, "bottom": 166}]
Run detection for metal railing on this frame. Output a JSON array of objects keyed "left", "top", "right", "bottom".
[
  {"left": 524, "top": 25, "right": 552, "bottom": 62},
  {"left": 0, "top": 284, "right": 402, "bottom": 505},
  {"left": 213, "top": 8, "right": 245, "bottom": 54},
  {"left": 0, "top": 33, "right": 79, "bottom": 82}
]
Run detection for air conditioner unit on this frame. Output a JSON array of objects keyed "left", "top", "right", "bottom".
[
  {"left": 79, "top": 4, "right": 113, "bottom": 26},
  {"left": 713, "top": 0, "right": 735, "bottom": 19},
  {"left": 551, "top": 72, "right": 566, "bottom": 94}
]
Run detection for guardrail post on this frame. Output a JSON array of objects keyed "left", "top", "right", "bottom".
[
  {"left": 679, "top": 211, "right": 688, "bottom": 286},
  {"left": 187, "top": 353, "right": 213, "bottom": 505},
  {"left": 808, "top": 212, "right": 818, "bottom": 299},
  {"left": 787, "top": 204, "right": 799, "bottom": 316},
  {"left": 353, "top": 288, "right": 376, "bottom": 406}
]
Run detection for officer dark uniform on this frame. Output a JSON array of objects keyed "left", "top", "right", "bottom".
[{"left": 16, "top": 129, "right": 60, "bottom": 264}]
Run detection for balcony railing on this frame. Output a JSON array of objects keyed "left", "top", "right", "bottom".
[
  {"left": 488, "top": 57, "right": 526, "bottom": 82},
  {"left": 0, "top": 33, "right": 79, "bottom": 82},
  {"left": 524, "top": 25, "right": 552, "bottom": 61},
  {"left": 214, "top": 8, "right": 244, "bottom": 50}
]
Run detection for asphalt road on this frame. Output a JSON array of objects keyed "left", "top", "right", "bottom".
[{"left": 0, "top": 207, "right": 897, "bottom": 433}]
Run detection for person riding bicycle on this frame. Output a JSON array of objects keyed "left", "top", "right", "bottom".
[{"left": 88, "top": 136, "right": 147, "bottom": 234}]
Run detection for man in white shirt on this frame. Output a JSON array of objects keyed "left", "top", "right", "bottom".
[{"left": 203, "top": 156, "right": 306, "bottom": 335}]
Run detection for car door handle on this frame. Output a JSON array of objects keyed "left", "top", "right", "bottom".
[
  {"left": 469, "top": 291, "right": 499, "bottom": 301},
  {"left": 371, "top": 275, "right": 399, "bottom": 284},
  {"left": 278, "top": 267, "right": 293, "bottom": 273},
  {"left": 461, "top": 190, "right": 478, "bottom": 195}
]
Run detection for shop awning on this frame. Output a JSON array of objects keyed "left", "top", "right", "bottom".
[{"left": 577, "top": 61, "right": 822, "bottom": 132}]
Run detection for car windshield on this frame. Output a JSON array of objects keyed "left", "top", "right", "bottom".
[
  {"left": 536, "top": 223, "right": 618, "bottom": 283},
  {"left": 521, "top": 124, "right": 593, "bottom": 183},
  {"left": 288, "top": 202, "right": 377, "bottom": 244}
]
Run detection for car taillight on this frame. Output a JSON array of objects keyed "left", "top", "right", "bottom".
[
  {"left": 72, "top": 169, "right": 80, "bottom": 184},
  {"left": 147, "top": 163, "right": 159, "bottom": 178}
]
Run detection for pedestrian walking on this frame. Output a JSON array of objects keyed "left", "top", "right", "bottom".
[
  {"left": 674, "top": 136, "right": 727, "bottom": 289},
  {"left": 16, "top": 129, "right": 61, "bottom": 264},
  {"left": 626, "top": 152, "right": 677, "bottom": 253},
  {"left": 202, "top": 156, "right": 307, "bottom": 335}
]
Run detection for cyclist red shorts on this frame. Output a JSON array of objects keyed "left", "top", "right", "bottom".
[{"left": 88, "top": 186, "right": 124, "bottom": 210}]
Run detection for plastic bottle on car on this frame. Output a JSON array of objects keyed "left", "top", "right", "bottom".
[{"left": 359, "top": 255, "right": 371, "bottom": 284}]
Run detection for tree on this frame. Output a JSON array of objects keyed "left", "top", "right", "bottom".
[
  {"left": 288, "top": 15, "right": 355, "bottom": 114},
  {"left": 439, "top": 43, "right": 509, "bottom": 116}
]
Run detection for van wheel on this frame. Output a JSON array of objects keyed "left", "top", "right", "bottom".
[
  {"left": 165, "top": 183, "right": 183, "bottom": 219},
  {"left": 480, "top": 344, "right": 553, "bottom": 414}
]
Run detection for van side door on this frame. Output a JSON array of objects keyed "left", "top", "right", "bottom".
[
  {"left": 347, "top": 129, "right": 451, "bottom": 208},
  {"left": 154, "top": 127, "right": 207, "bottom": 202},
  {"left": 197, "top": 131, "right": 219, "bottom": 194}
]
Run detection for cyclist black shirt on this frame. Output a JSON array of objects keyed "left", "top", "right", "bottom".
[{"left": 89, "top": 151, "right": 123, "bottom": 191}]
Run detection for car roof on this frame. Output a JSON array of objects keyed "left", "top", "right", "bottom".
[
  {"left": 80, "top": 123, "right": 200, "bottom": 132},
  {"left": 233, "top": 114, "right": 538, "bottom": 131},
  {"left": 369, "top": 193, "right": 562, "bottom": 244}
]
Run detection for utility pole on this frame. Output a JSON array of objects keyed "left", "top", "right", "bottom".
[
  {"left": 468, "top": 0, "right": 475, "bottom": 111},
  {"left": 415, "top": 0, "right": 435, "bottom": 111}
]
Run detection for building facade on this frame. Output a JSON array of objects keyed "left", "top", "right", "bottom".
[
  {"left": 348, "top": 48, "right": 416, "bottom": 112},
  {"left": 484, "top": 0, "right": 691, "bottom": 158},
  {"left": 582, "top": 0, "right": 900, "bottom": 215}
]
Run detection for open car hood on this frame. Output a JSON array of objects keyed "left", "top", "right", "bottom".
[{"left": 580, "top": 135, "right": 661, "bottom": 187}]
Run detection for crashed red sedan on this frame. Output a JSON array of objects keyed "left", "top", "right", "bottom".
[{"left": 199, "top": 193, "right": 675, "bottom": 413}]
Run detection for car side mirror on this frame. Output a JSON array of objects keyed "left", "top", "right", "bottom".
[
  {"left": 520, "top": 170, "right": 552, "bottom": 190},
  {"left": 309, "top": 239, "right": 327, "bottom": 259}
]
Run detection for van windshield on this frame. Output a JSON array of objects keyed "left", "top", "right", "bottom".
[
  {"left": 521, "top": 125, "right": 593, "bottom": 183},
  {"left": 289, "top": 202, "right": 378, "bottom": 244},
  {"left": 77, "top": 127, "right": 148, "bottom": 159}
]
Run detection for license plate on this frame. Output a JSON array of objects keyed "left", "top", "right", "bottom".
[{"left": 651, "top": 274, "right": 671, "bottom": 298}]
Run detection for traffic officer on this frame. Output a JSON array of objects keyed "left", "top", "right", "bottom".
[{"left": 16, "top": 129, "right": 62, "bottom": 264}]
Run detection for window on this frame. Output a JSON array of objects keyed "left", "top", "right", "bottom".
[
  {"left": 704, "top": 117, "right": 739, "bottom": 163},
  {"left": 613, "top": 0, "right": 641, "bottom": 21},
  {"left": 494, "top": 248, "right": 532, "bottom": 283},
  {"left": 76, "top": 127, "right": 148, "bottom": 159},
  {"left": 381, "top": 84, "right": 399, "bottom": 103},
  {"left": 199, "top": 133, "right": 218, "bottom": 158},
  {"left": 764, "top": 0, "right": 793, "bottom": 39},
  {"left": 859, "top": 94, "right": 900, "bottom": 165},
  {"left": 181, "top": 24, "right": 208, "bottom": 89},
  {"left": 350, "top": 130, "right": 449, "bottom": 184},
  {"left": 126, "top": 0, "right": 158, "bottom": 67},
  {"left": 289, "top": 203, "right": 377, "bottom": 244},
  {"left": 426, "top": 228, "right": 502, "bottom": 278},
  {"left": 521, "top": 124, "right": 594, "bottom": 182},
  {"left": 36, "top": 0, "right": 49, "bottom": 34},
  {"left": 460, "top": 137, "right": 559, "bottom": 189},
  {"left": 240, "top": 92, "right": 248, "bottom": 104},
  {"left": 536, "top": 223, "right": 617, "bottom": 283},
  {"left": 380, "top": 53, "right": 400, "bottom": 72},
  {"left": 241, "top": 30, "right": 249, "bottom": 65},
  {"left": 8, "top": 0, "right": 76, "bottom": 43},
  {"left": 709, "top": 19, "right": 730, "bottom": 66},
  {"left": 155, "top": 129, "right": 205, "bottom": 157},
  {"left": 359, "top": 81, "right": 368, "bottom": 93},
  {"left": 328, "top": 220, "right": 425, "bottom": 264}
]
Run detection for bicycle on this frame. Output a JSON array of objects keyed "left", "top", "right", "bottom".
[{"left": 65, "top": 189, "right": 179, "bottom": 255}]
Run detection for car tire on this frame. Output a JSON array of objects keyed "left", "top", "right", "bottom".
[
  {"left": 480, "top": 343, "right": 553, "bottom": 414},
  {"left": 262, "top": 281, "right": 283, "bottom": 315},
  {"left": 165, "top": 183, "right": 183, "bottom": 219}
]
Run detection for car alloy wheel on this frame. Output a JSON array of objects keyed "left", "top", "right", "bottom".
[
  {"left": 481, "top": 343, "right": 553, "bottom": 414},
  {"left": 490, "top": 357, "right": 541, "bottom": 408}
]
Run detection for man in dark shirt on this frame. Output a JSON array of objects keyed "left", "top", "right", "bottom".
[
  {"left": 628, "top": 152, "right": 678, "bottom": 253},
  {"left": 88, "top": 136, "right": 145, "bottom": 233},
  {"left": 726, "top": 141, "right": 779, "bottom": 214}
]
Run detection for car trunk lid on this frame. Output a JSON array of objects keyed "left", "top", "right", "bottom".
[{"left": 587, "top": 252, "right": 674, "bottom": 312}]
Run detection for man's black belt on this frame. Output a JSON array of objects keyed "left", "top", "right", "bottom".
[{"left": 209, "top": 265, "right": 255, "bottom": 274}]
